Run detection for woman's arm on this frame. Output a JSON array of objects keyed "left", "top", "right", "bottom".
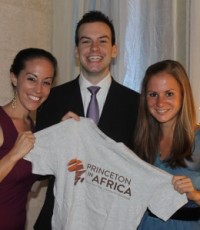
[
  {"left": 172, "top": 175, "right": 200, "bottom": 205},
  {"left": 0, "top": 131, "right": 35, "bottom": 182}
]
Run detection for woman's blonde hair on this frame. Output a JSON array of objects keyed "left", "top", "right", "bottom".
[{"left": 133, "top": 60, "right": 197, "bottom": 167}]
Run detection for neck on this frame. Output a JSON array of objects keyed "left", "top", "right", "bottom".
[
  {"left": 160, "top": 121, "right": 176, "bottom": 138},
  {"left": 3, "top": 102, "right": 30, "bottom": 120},
  {"left": 159, "top": 121, "right": 177, "bottom": 159},
  {"left": 159, "top": 128, "right": 173, "bottom": 159},
  {"left": 81, "top": 70, "right": 110, "bottom": 85}
]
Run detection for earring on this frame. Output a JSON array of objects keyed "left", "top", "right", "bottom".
[{"left": 11, "top": 91, "right": 17, "bottom": 109}]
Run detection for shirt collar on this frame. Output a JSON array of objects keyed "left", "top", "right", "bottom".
[{"left": 79, "top": 73, "right": 111, "bottom": 90}]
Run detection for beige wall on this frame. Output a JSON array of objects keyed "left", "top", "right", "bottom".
[
  {"left": 0, "top": 1, "right": 52, "bottom": 229},
  {"left": 0, "top": 0, "right": 52, "bottom": 105}
]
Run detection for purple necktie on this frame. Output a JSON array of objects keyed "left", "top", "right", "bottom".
[{"left": 86, "top": 86, "right": 100, "bottom": 124}]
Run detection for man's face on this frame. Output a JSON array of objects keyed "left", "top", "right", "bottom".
[{"left": 75, "top": 22, "right": 117, "bottom": 83}]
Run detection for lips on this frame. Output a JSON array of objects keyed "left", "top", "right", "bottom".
[
  {"left": 88, "top": 55, "right": 103, "bottom": 61},
  {"left": 28, "top": 95, "right": 40, "bottom": 102},
  {"left": 155, "top": 108, "right": 169, "bottom": 114}
]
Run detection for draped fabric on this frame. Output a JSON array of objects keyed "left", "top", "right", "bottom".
[
  {"left": 189, "top": 0, "right": 200, "bottom": 123},
  {"left": 122, "top": 0, "right": 188, "bottom": 91},
  {"left": 52, "top": 0, "right": 200, "bottom": 121}
]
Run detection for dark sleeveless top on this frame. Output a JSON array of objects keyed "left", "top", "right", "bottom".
[{"left": 0, "top": 107, "right": 37, "bottom": 230}]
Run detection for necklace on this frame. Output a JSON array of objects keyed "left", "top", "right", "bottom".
[
  {"left": 158, "top": 151, "right": 163, "bottom": 159},
  {"left": 159, "top": 149, "right": 171, "bottom": 160}
]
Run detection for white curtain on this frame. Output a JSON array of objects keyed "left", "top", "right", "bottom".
[
  {"left": 189, "top": 0, "right": 200, "bottom": 123},
  {"left": 122, "top": 0, "right": 188, "bottom": 91},
  {"left": 52, "top": 0, "right": 199, "bottom": 120}
]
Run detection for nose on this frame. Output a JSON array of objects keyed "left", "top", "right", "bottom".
[
  {"left": 34, "top": 82, "right": 42, "bottom": 93},
  {"left": 91, "top": 41, "right": 100, "bottom": 51},
  {"left": 156, "top": 95, "right": 165, "bottom": 107}
]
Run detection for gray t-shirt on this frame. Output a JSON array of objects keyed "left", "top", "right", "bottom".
[{"left": 25, "top": 118, "right": 187, "bottom": 230}]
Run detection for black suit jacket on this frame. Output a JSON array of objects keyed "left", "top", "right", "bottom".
[{"left": 34, "top": 76, "right": 140, "bottom": 229}]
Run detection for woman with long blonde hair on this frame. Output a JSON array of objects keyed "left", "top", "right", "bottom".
[{"left": 134, "top": 60, "right": 200, "bottom": 229}]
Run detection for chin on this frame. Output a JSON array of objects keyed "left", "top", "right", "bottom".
[{"left": 27, "top": 104, "right": 41, "bottom": 112}]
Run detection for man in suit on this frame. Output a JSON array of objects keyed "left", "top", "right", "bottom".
[{"left": 34, "top": 11, "right": 140, "bottom": 229}]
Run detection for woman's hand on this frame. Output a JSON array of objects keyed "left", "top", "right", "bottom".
[
  {"left": 10, "top": 131, "right": 35, "bottom": 161},
  {"left": 61, "top": 111, "right": 80, "bottom": 121},
  {"left": 0, "top": 131, "right": 35, "bottom": 182},
  {"left": 172, "top": 175, "right": 200, "bottom": 205}
]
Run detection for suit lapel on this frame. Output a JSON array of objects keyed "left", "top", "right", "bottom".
[
  {"left": 98, "top": 78, "right": 117, "bottom": 127},
  {"left": 68, "top": 77, "right": 85, "bottom": 116}
]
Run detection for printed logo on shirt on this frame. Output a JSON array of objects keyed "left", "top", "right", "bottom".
[
  {"left": 68, "top": 159, "right": 86, "bottom": 185},
  {"left": 68, "top": 158, "right": 131, "bottom": 199},
  {"left": 86, "top": 164, "right": 131, "bottom": 199}
]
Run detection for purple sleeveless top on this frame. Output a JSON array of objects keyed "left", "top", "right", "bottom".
[{"left": 0, "top": 107, "right": 37, "bottom": 230}]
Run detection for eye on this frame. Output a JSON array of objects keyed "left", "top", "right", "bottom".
[
  {"left": 27, "top": 74, "right": 37, "bottom": 82},
  {"left": 43, "top": 80, "right": 52, "bottom": 86},
  {"left": 166, "top": 91, "right": 174, "bottom": 97},
  {"left": 148, "top": 92, "right": 158, "bottom": 97},
  {"left": 99, "top": 39, "right": 108, "bottom": 43},
  {"left": 80, "top": 38, "right": 91, "bottom": 44}
]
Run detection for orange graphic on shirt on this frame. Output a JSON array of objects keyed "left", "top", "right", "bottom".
[{"left": 68, "top": 159, "right": 86, "bottom": 185}]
